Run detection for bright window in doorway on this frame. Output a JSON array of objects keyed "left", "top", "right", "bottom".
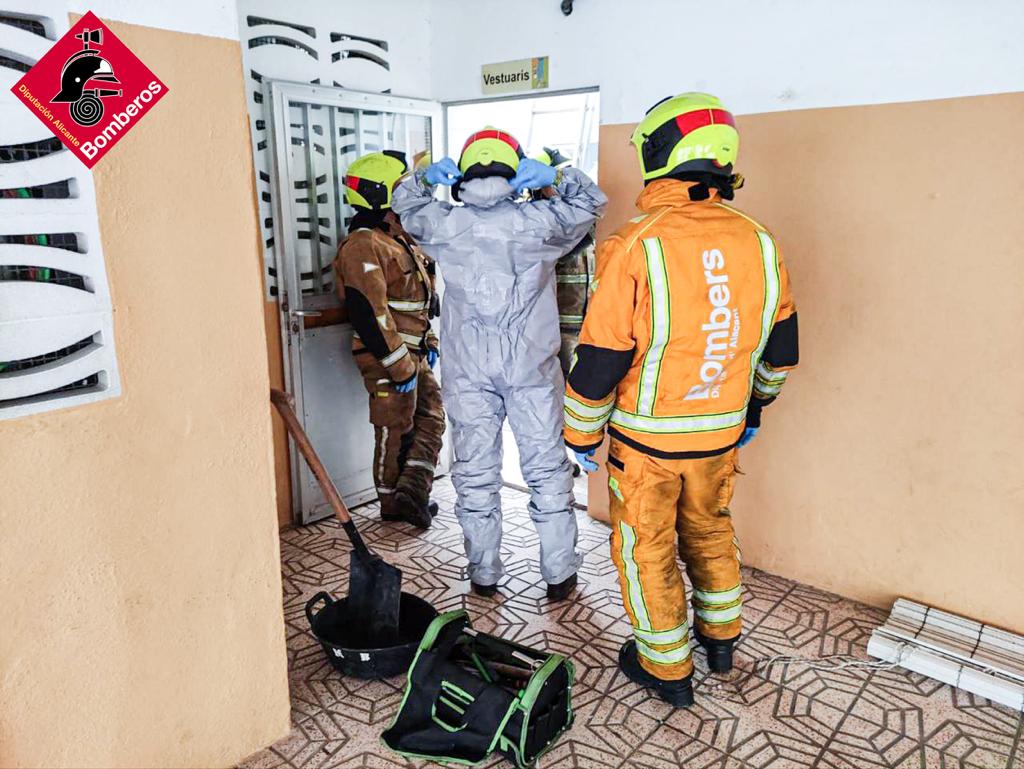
[{"left": 446, "top": 90, "right": 600, "bottom": 180}]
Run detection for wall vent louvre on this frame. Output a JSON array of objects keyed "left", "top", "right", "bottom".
[{"left": 0, "top": 1, "right": 121, "bottom": 420}]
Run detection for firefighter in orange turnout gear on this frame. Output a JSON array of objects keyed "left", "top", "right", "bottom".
[
  {"left": 564, "top": 94, "right": 799, "bottom": 707},
  {"left": 335, "top": 151, "right": 445, "bottom": 529}
]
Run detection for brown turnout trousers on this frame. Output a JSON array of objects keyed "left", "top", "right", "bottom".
[{"left": 359, "top": 354, "right": 444, "bottom": 516}]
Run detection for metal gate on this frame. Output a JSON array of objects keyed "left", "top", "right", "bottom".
[{"left": 267, "top": 81, "right": 444, "bottom": 523}]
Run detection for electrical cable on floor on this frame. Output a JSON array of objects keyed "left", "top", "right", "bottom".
[{"left": 698, "top": 643, "right": 915, "bottom": 704}]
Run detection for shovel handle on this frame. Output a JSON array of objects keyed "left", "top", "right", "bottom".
[{"left": 271, "top": 388, "right": 352, "bottom": 526}]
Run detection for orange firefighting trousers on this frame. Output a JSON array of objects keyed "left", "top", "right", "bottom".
[{"left": 607, "top": 437, "right": 743, "bottom": 681}]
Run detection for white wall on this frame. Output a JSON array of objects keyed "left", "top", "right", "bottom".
[
  {"left": 68, "top": 0, "right": 240, "bottom": 39},
  {"left": 429, "top": 0, "right": 1024, "bottom": 122}
]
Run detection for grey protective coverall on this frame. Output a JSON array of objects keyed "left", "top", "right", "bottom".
[{"left": 393, "top": 168, "right": 607, "bottom": 585}]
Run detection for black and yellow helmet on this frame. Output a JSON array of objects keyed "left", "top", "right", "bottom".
[
  {"left": 343, "top": 150, "right": 408, "bottom": 210},
  {"left": 631, "top": 93, "right": 739, "bottom": 183}
]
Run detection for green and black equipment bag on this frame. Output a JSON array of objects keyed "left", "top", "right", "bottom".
[{"left": 382, "top": 610, "right": 574, "bottom": 767}]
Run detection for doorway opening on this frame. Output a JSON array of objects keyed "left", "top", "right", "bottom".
[{"left": 445, "top": 88, "right": 601, "bottom": 506}]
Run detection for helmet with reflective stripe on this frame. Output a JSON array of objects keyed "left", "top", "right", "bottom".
[
  {"left": 630, "top": 93, "right": 738, "bottom": 183},
  {"left": 458, "top": 126, "right": 524, "bottom": 181},
  {"left": 533, "top": 146, "right": 572, "bottom": 168},
  {"left": 343, "top": 150, "right": 408, "bottom": 210}
]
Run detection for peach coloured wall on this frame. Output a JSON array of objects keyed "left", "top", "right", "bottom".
[
  {"left": 592, "top": 92, "right": 1024, "bottom": 633},
  {"left": 0, "top": 20, "right": 290, "bottom": 768}
]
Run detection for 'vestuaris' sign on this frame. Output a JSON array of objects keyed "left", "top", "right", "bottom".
[{"left": 481, "top": 57, "right": 549, "bottom": 95}]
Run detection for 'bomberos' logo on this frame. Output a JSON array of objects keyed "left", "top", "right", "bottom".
[{"left": 11, "top": 11, "right": 168, "bottom": 168}]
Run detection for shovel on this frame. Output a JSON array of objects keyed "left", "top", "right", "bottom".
[{"left": 271, "top": 389, "right": 402, "bottom": 647}]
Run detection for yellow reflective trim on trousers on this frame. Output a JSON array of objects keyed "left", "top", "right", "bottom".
[
  {"left": 696, "top": 603, "right": 743, "bottom": 624},
  {"left": 565, "top": 394, "right": 614, "bottom": 420},
  {"left": 693, "top": 585, "right": 742, "bottom": 606},
  {"left": 619, "top": 521, "right": 652, "bottom": 631},
  {"left": 636, "top": 237, "right": 671, "bottom": 416},
  {"left": 565, "top": 410, "right": 608, "bottom": 434},
  {"left": 610, "top": 407, "right": 746, "bottom": 434},
  {"left": 637, "top": 638, "right": 691, "bottom": 665},
  {"left": 745, "top": 232, "right": 782, "bottom": 400},
  {"left": 634, "top": 622, "right": 688, "bottom": 646}
]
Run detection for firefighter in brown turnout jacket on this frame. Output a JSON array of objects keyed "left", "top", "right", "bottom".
[{"left": 334, "top": 151, "right": 445, "bottom": 529}]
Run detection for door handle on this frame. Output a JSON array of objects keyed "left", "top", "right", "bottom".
[{"left": 290, "top": 310, "right": 323, "bottom": 317}]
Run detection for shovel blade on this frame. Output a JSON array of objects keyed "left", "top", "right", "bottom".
[{"left": 347, "top": 549, "right": 402, "bottom": 647}]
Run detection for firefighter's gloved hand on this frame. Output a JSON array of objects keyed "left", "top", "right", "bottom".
[
  {"left": 574, "top": 449, "right": 599, "bottom": 473},
  {"left": 510, "top": 158, "right": 557, "bottom": 194},
  {"left": 395, "top": 375, "right": 418, "bottom": 393},
  {"left": 427, "top": 349, "right": 439, "bottom": 369},
  {"left": 737, "top": 427, "right": 758, "bottom": 447},
  {"left": 424, "top": 158, "right": 462, "bottom": 186}
]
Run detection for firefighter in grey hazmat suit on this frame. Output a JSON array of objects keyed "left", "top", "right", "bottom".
[{"left": 392, "top": 127, "right": 607, "bottom": 600}]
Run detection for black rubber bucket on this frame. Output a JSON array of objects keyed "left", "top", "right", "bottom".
[{"left": 305, "top": 590, "right": 437, "bottom": 679}]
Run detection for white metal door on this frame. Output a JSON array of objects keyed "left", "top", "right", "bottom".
[{"left": 267, "top": 82, "right": 444, "bottom": 524}]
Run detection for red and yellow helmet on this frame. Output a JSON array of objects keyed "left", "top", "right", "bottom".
[
  {"left": 343, "top": 150, "right": 408, "bottom": 210},
  {"left": 458, "top": 126, "right": 524, "bottom": 181},
  {"left": 630, "top": 93, "right": 739, "bottom": 183}
]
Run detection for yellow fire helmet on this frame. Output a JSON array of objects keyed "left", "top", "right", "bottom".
[
  {"left": 533, "top": 146, "right": 572, "bottom": 168},
  {"left": 458, "top": 126, "right": 524, "bottom": 181},
  {"left": 343, "top": 150, "right": 408, "bottom": 210},
  {"left": 630, "top": 93, "right": 739, "bottom": 183},
  {"left": 412, "top": 149, "right": 432, "bottom": 173}
]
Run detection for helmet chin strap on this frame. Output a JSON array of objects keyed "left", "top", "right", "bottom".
[{"left": 666, "top": 171, "right": 745, "bottom": 201}]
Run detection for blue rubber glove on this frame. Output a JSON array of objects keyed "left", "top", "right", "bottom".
[
  {"left": 509, "top": 157, "right": 557, "bottom": 194},
  {"left": 574, "top": 449, "right": 599, "bottom": 473},
  {"left": 737, "top": 427, "right": 758, "bottom": 447},
  {"left": 427, "top": 349, "right": 439, "bottom": 369},
  {"left": 395, "top": 374, "right": 417, "bottom": 393},
  {"left": 424, "top": 157, "right": 462, "bottom": 186}
]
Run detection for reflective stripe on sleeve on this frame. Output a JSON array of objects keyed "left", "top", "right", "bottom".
[
  {"left": 636, "top": 638, "right": 691, "bottom": 665},
  {"left": 693, "top": 585, "right": 742, "bottom": 606},
  {"left": 636, "top": 237, "right": 671, "bottom": 416},
  {"left": 619, "top": 521, "right": 652, "bottom": 632},
  {"left": 388, "top": 299, "right": 428, "bottom": 312},
  {"left": 565, "top": 394, "right": 614, "bottom": 420},
  {"left": 381, "top": 345, "right": 409, "bottom": 368},
  {"left": 565, "top": 410, "right": 609, "bottom": 434},
  {"left": 756, "top": 361, "right": 788, "bottom": 383}
]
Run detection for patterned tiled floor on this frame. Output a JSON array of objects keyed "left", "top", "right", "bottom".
[{"left": 242, "top": 478, "right": 1024, "bottom": 769}]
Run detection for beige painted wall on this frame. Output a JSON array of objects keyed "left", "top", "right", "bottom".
[
  {"left": 593, "top": 92, "right": 1024, "bottom": 633},
  {"left": 0, "top": 21, "right": 290, "bottom": 768}
]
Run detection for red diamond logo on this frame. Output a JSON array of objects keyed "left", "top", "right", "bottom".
[{"left": 10, "top": 11, "right": 168, "bottom": 168}]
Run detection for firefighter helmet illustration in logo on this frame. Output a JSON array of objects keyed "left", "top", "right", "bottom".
[{"left": 51, "top": 27, "right": 121, "bottom": 127}]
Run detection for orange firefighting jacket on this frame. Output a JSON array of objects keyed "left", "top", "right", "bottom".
[
  {"left": 564, "top": 180, "right": 798, "bottom": 458},
  {"left": 334, "top": 212, "right": 438, "bottom": 384}
]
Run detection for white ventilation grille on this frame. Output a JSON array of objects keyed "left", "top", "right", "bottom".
[
  {"left": 868, "top": 599, "right": 1024, "bottom": 711},
  {"left": 0, "top": 1, "right": 121, "bottom": 420},
  {"left": 237, "top": 4, "right": 393, "bottom": 298}
]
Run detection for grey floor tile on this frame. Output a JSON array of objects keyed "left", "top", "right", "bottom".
[{"left": 240, "top": 477, "right": 1022, "bottom": 769}]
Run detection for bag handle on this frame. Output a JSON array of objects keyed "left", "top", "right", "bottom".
[{"left": 305, "top": 591, "right": 334, "bottom": 627}]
